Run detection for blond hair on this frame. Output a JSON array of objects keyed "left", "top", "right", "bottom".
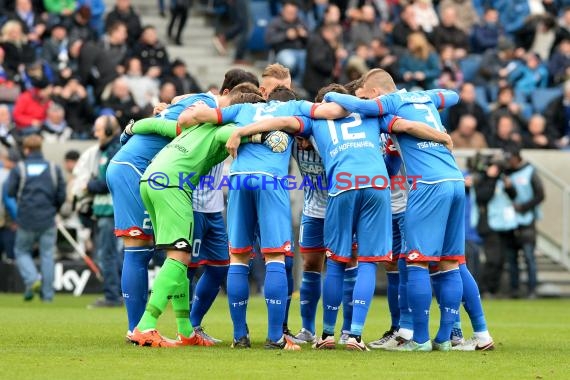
[
  {"left": 1, "top": 20, "right": 26, "bottom": 44},
  {"left": 407, "top": 32, "right": 432, "bottom": 61},
  {"left": 262, "top": 63, "right": 291, "bottom": 80},
  {"left": 363, "top": 68, "right": 397, "bottom": 93}
]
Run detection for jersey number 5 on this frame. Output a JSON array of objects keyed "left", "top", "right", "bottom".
[{"left": 326, "top": 113, "right": 365, "bottom": 144}]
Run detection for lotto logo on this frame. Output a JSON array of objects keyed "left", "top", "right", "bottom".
[
  {"left": 408, "top": 252, "right": 420, "bottom": 261},
  {"left": 175, "top": 241, "right": 189, "bottom": 249},
  {"left": 283, "top": 244, "right": 292, "bottom": 252},
  {"left": 129, "top": 230, "right": 142, "bottom": 237},
  {"left": 325, "top": 250, "right": 333, "bottom": 257}
]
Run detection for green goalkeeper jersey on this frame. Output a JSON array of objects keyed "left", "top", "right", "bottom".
[{"left": 141, "top": 123, "right": 242, "bottom": 191}]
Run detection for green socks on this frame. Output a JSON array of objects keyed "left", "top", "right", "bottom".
[
  {"left": 137, "top": 258, "right": 191, "bottom": 336},
  {"left": 171, "top": 275, "right": 192, "bottom": 337}
]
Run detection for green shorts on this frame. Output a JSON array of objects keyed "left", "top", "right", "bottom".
[{"left": 140, "top": 181, "right": 194, "bottom": 252}]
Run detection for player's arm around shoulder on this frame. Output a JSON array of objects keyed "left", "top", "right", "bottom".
[
  {"left": 225, "top": 117, "right": 303, "bottom": 158},
  {"left": 178, "top": 102, "right": 220, "bottom": 128},
  {"left": 391, "top": 118, "right": 453, "bottom": 150}
]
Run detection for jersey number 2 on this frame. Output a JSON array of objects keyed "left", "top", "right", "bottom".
[{"left": 326, "top": 113, "right": 364, "bottom": 144}]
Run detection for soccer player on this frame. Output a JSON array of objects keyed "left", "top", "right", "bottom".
[
  {"left": 325, "top": 68, "right": 494, "bottom": 351},
  {"left": 107, "top": 69, "right": 258, "bottom": 343},
  {"left": 178, "top": 87, "right": 309, "bottom": 350},
  {"left": 257, "top": 65, "right": 300, "bottom": 343},
  {"left": 129, "top": 92, "right": 291, "bottom": 347},
  {"left": 259, "top": 63, "right": 293, "bottom": 99},
  {"left": 221, "top": 83, "right": 453, "bottom": 351}
]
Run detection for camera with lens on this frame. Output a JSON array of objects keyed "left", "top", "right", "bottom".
[{"left": 467, "top": 151, "right": 509, "bottom": 175}]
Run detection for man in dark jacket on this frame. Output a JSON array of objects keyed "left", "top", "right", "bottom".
[
  {"left": 265, "top": 0, "right": 309, "bottom": 83},
  {"left": 302, "top": 24, "right": 344, "bottom": 100},
  {"left": 87, "top": 115, "right": 122, "bottom": 308},
  {"left": 104, "top": 0, "right": 142, "bottom": 46},
  {"left": 473, "top": 152, "right": 518, "bottom": 298},
  {"left": 7, "top": 134, "right": 66, "bottom": 301},
  {"left": 69, "top": 38, "right": 119, "bottom": 104},
  {"left": 505, "top": 144, "right": 545, "bottom": 298}
]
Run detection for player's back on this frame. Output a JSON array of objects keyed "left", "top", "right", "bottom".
[
  {"left": 307, "top": 113, "right": 388, "bottom": 196},
  {"left": 381, "top": 90, "right": 463, "bottom": 183},
  {"left": 292, "top": 139, "right": 328, "bottom": 218},
  {"left": 113, "top": 93, "right": 218, "bottom": 173},
  {"left": 224, "top": 100, "right": 304, "bottom": 178}
]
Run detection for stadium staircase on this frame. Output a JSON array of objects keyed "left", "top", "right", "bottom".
[{"left": 130, "top": 0, "right": 261, "bottom": 90}]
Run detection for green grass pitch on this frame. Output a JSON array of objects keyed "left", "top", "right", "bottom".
[{"left": 2, "top": 294, "right": 569, "bottom": 379}]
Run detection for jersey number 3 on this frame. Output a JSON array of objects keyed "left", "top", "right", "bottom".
[
  {"left": 326, "top": 113, "right": 364, "bottom": 144},
  {"left": 413, "top": 103, "right": 444, "bottom": 132}
]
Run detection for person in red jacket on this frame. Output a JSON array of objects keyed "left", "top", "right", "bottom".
[{"left": 12, "top": 79, "right": 52, "bottom": 136}]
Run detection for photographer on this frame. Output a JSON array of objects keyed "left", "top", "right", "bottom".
[
  {"left": 504, "top": 144, "right": 545, "bottom": 299},
  {"left": 472, "top": 151, "right": 519, "bottom": 297}
]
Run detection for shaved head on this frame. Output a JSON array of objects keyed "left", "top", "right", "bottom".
[{"left": 361, "top": 68, "right": 397, "bottom": 98}]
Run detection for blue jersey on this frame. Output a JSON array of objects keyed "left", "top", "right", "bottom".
[
  {"left": 112, "top": 93, "right": 217, "bottom": 173},
  {"left": 377, "top": 90, "right": 463, "bottom": 183},
  {"left": 157, "top": 93, "right": 217, "bottom": 121},
  {"left": 298, "top": 113, "right": 390, "bottom": 196},
  {"left": 220, "top": 100, "right": 312, "bottom": 178}
]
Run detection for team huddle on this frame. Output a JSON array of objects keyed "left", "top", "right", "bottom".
[{"left": 106, "top": 63, "right": 495, "bottom": 351}]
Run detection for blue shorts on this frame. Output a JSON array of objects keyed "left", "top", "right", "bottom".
[
  {"left": 392, "top": 211, "right": 406, "bottom": 260},
  {"left": 324, "top": 188, "right": 392, "bottom": 263},
  {"left": 404, "top": 181, "right": 465, "bottom": 262},
  {"left": 190, "top": 211, "right": 230, "bottom": 267},
  {"left": 107, "top": 162, "right": 153, "bottom": 240},
  {"left": 299, "top": 214, "right": 324, "bottom": 253},
  {"left": 227, "top": 174, "right": 292, "bottom": 256}
]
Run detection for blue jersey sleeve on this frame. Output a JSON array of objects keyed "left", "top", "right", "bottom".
[
  {"left": 220, "top": 104, "right": 244, "bottom": 124},
  {"left": 296, "top": 116, "right": 313, "bottom": 137},
  {"left": 424, "top": 89, "right": 460, "bottom": 110},
  {"left": 377, "top": 114, "right": 401, "bottom": 134},
  {"left": 324, "top": 92, "right": 382, "bottom": 116},
  {"left": 296, "top": 100, "right": 317, "bottom": 117}
]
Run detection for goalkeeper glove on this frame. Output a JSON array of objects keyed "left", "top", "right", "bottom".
[{"left": 251, "top": 131, "right": 290, "bottom": 153}]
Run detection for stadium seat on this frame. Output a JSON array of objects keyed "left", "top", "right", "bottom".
[
  {"left": 459, "top": 55, "right": 483, "bottom": 82},
  {"left": 247, "top": 0, "right": 272, "bottom": 52},
  {"left": 531, "top": 88, "right": 563, "bottom": 114}
]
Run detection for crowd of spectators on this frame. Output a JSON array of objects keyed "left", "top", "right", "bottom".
[
  {"left": 2, "top": 0, "right": 570, "bottom": 151},
  {"left": 0, "top": 0, "right": 203, "bottom": 147},
  {"left": 212, "top": 0, "right": 570, "bottom": 150}
]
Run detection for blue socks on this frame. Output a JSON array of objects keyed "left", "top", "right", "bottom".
[
  {"left": 397, "top": 258, "right": 413, "bottom": 332},
  {"left": 283, "top": 256, "right": 294, "bottom": 328},
  {"left": 341, "top": 266, "right": 357, "bottom": 333},
  {"left": 190, "top": 265, "right": 228, "bottom": 327},
  {"left": 386, "top": 271, "right": 400, "bottom": 329},
  {"left": 121, "top": 246, "right": 154, "bottom": 332},
  {"left": 322, "top": 259, "right": 345, "bottom": 336},
  {"left": 227, "top": 263, "right": 250, "bottom": 340},
  {"left": 300, "top": 271, "right": 321, "bottom": 334},
  {"left": 433, "top": 269, "right": 463, "bottom": 344},
  {"left": 264, "top": 261, "right": 287, "bottom": 342},
  {"left": 460, "top": 263, "right": 488, "bottom": 333},
  {"left": 407, "top": 265, "right": 432, "bottom": 344},
  {"left": 350, "top": 262, "right": 377, "bottom": 336}
]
